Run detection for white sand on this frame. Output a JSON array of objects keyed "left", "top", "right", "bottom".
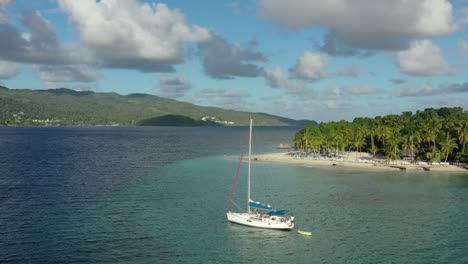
[{"left": 253, "top": 151, "right": 468, "bottom": 173}]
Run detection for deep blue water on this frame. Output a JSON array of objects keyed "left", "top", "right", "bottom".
[{"left": 1, "top": 126, "right": 467, "bottom": 263}]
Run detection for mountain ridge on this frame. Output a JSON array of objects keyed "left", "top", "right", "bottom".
[{"left": 0, "top": 86, "right": 317, "bottom": 127}]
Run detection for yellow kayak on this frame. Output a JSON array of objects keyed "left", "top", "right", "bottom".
[{"left": 297, "top": 230, "right": 312, "bottom": 236}]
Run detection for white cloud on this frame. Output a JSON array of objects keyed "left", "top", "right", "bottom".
[
  {"left": 263, "top": 65, "right": 313, "bottom": 96},
  {"left": 394, "top": 82, "right": 468, "bottom": 97},
  {"left": 0, "top": 0, "right": 11, "bottom": 24},
  {"left": 198, "top": 35, "right": 266, "bottom": 79},
  {"left": 59, "top": 0, "right": 211, "bottom": 71},
  {"left": 0, "top": 60, "right": 19, "bottom": 79},
  {"left": 396, "top": 40, "right": 450, "bottom": 76},
  {"left": 0, "top": 11, "right": 89, "bottom": 65},
  {"left": 259, "top": 0, "right": 458, "bottom": 50},
  {"left": 158, "top": 74, "right": 192, "bottom": 99},
  {"left": 325, "top": 85, "right": 383, "bottom": 98},
  {"left": 394, "top": 83, "right": 438, "bottom": 97},
  {"left": 458, "top": 40, "right": 468, "bottom": 56},
  {"left": 292, "top": 51, "right": 327, "bottom": 81},
  {"left": 264, "top": 65, "right": 289, "bottom": 88}
]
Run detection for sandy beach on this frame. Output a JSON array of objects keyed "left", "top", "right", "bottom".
[{"left": 253, "top": 151, "right": 468, "bottom": 173}]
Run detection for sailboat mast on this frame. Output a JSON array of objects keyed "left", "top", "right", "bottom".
[{"left": 247, "top": 118, "right": 252, "bottom": 213}]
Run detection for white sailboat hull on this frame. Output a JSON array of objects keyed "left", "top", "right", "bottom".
[
  {"left": 226, "top": 119, "right": 295, "bottom": 231},
  {"left": 226, "top": 212, "right": 294, "bottom": 230}
]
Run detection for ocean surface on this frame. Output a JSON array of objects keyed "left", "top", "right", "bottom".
[{"left": 1, "top": 126, "right": 467, "bottom": 264}]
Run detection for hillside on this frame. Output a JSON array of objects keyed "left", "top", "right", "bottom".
[{"left": 0, "top": 86, "right": 317, "bottom": 126}]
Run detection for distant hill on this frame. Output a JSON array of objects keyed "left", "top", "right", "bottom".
[
  {"left": 0, "top": 86, "right": 317, "bottom": 126},
  {"left": 139, "top": 115, "right": 222, "bottom": 126}
]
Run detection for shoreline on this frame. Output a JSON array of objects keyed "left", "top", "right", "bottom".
[{"left": 253, "top": 151, "right": 468, "bottom": 173}]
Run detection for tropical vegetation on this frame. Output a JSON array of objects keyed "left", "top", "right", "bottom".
[
  {"left": 0, "top": 86, "right": 315, "bottom": 126},
  {"left": 138, "top": 115, "right": 221, "bottom": 126},
  {"left": 293, "top": 107, "right": 468, "bottom": 163}
]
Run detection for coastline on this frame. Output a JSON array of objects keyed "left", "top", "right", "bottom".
[{"left": 253, "top": 151, "right": 468, "bottom": 173}]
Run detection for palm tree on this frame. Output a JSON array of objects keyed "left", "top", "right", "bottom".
[
  {"left": 375, "top": 124, "right": 385, "bottom": 145},
  {"left": 333, "top": 133, "right": 344, "bottom": 154},
  {"left": 352, "top": 134, "right": 366, "bottom": 155},
  {"left": 368, "top": 125, "right": 376, "bottom": 149},
  {"left": 370, "top": 144, "right": 379, "bottom": 159},
  {"left": 440, "top": 134, "right": 458, "bottom": 162},
  {"left": 292, "top": 107, "right": 468, "bottom": 163},
  {"left": 401, "top": 135, "right": 412, "bottom": 160},
  {"left": 380, "top": 126, "right": 392, "bottom": 146},
  {"left": 426, "top": 145, "right": 441, "bottom": 163},
  {"left": 456, "top": 121, "right": 468, "bottom": 152},
  {"left": 302, "top": 125, "right": 313, "bottom": 152},
  {"left": 385, "top": 136, "right": 401, "bottom": 160},
  {"left": 422, "top": 125, "right": 436, "bottom": 148},
  {"left": 293, "top": 130, "right": 305, "bottom": 151},
  {"left": 356, "top": 126, "right": 368, "bottom": 150},
  {"left": 312, "top": 133, "right": 324, "bottom": 154},
  {"left": 428, "top": 118, "right": 442, "bottom": 147},
  {"left": 401, "top": 121, "right": 416, "bottom": 161}
]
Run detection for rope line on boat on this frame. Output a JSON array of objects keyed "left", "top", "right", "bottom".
[
  {"left": 226, "top": 131, "right": 249, "bottom": 211},
  {"left": 230, "top": 201, "right": 243, "bottom": 212}
]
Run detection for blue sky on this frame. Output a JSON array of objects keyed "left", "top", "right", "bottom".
[{"left": 0, "top": 0, "right": 467, "bottom": 122}]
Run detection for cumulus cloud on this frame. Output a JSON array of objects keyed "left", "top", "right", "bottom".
[
  {"left": 441, "top": 82, "right": 468, "bottom": 93},
  {"left": 394, "top": 82, "right": 468, "bottom": 97},
  {"left": 0, "top": 60, "right": 18, "bottom": 79},
  {"left": 263, "top": 66, "right": 312, "bottom": 96},
  {"left": 0, "top": 10, "right": 86, "bottom": 65},
  {"left": 158, "top": 74, "right": 192, "bottom": 99},
  {"left": 325, "top": 85, "right": 383, "bottom": 98},
  {"left": 394, "top": 83, "right": 437, "bottom": 96},
  {"left": 284, "top": 52, "right": 358, "bottom": 81},
  {"left": 291, "top": 51, "right": 327, "bottom": 81},
  {"left": 33, "top": 65, "right": 98, "bottom": 82},
  {"left": 198, "top": 35, "right": 266, "bottom": 79},
  {"left": 0, "top": 0, "right": 11, "bottom": 24},
  {"left": 396, "top": 40, "right": 451, "bottom": 76},
  {"left": 59, "top": 0, "right": 210, "bottom": 72},
  {"left": 316, "top": 31, "right": 373, "bottom": 57},
  {"left": 264, "top": 65, "right": 289, "bottom": 88},
  {"left": 259, "top": 0, "right": 458, "bottom": 50}
]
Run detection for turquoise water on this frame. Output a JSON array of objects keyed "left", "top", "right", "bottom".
[
  {"left": 141, "top": 158, "right": 468, "bottom": 263},
  {"left": 1, "top": 127, "right": 467, "bottom": 263}
]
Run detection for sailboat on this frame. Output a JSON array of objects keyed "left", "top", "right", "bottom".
[{"left": 226, "top": 119, "right": 294, "bottom": 230}]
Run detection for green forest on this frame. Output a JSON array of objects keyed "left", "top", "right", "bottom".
[
  {"left": 293, "top": 107, "right": 468, "bottom": 163},
  {"left": 0, "top": 86, "right": 314, "bottom": 126}
]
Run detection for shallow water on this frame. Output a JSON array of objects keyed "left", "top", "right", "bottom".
[{"left": 1, "top": 126, "right": 467, "bottom": 263}]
